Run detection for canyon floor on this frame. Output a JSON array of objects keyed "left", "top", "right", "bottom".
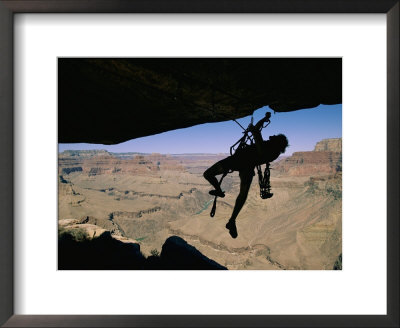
[{"left": 58, "top": 140, "right": 342, "bottom": 270}]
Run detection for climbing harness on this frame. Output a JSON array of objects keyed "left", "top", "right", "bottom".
[{"left": 210, "top": 111, "right": 274, "bottom": 217}]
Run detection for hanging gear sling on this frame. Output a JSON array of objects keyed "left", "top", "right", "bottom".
[{"left": 210, "top": 112, "right": 273, "bottom": 217}]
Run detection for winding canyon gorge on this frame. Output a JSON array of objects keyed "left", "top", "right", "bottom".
[{"left": 58, "top": 138, "right": 342, "bottom": 270}]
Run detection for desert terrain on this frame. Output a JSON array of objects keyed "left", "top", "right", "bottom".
[{"left": 58, "top": 138, "right": 342, "bottom": 270}]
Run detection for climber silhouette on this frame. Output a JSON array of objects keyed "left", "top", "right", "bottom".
[{"left": 203, "top": 115, "right": 288, "bottom": 239}]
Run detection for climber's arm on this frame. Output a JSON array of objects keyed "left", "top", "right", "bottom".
[
  {"left": 250, "top": 113, "right": 271, "bottom": 158},
  {"left": 254, "top": 112, "right": 271, "bottom": 130},
  {"left": 249, "top": 124, "right": 265, "bottom": 157}
]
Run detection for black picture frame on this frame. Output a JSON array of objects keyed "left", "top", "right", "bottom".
[{"left": 0, "top": 1, "right": 398, "bottom": 327}]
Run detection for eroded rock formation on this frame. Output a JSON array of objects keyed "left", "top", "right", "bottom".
[
  {"left": 314, "top": 138, "right": 342, "bottom": 152},
  {"left": 273, "top": 138, "right": 342, "bottom": 176},
  {"left": 58, "top": 150, "right": 184, "bottom": 176}
]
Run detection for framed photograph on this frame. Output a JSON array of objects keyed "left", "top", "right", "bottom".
[{"left": 1, "top": 1, "right": 398, "bottom": 327}]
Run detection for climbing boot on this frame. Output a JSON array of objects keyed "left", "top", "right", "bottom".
[
  {"left": 226, "top": 219, "right": 238, "bottom": 239},
  {"left": 209, "top": 189, "right": 225, "bottom": 198}
]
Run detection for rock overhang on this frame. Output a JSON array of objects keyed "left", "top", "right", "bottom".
[{"left": 58, "top": 58, "right": 342, "bottom": 145}]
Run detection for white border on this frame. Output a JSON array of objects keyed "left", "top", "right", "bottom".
[{"left": 14, "top": 14, "right": 387, "bottom": 315}]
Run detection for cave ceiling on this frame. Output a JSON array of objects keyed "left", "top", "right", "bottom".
[{"left": 58, "top": 58, "right": 342, "bottom": 144}]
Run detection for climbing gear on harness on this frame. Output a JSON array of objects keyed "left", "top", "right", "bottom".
[{"left": 257, "top": 163, "right": 273, "bottom": 199}]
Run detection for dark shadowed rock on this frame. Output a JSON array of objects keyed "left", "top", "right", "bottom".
[
  {"left": 333, "top": 253, "right": 342, "bottom": 270},
  {"left": 58, "top": 58, "right": 341, "bottom": 144},
  {"left": 58, "top": 229, "right": 227, "bottom": 270},
  {"left": 58, "top": 230, "right": 145, "bottom": 270},
  {"left": 61, "top": 166, "right": 83, "bottom": 175},
  {"left": 160, "top": 236, "right": 227, "bottom": 270}
]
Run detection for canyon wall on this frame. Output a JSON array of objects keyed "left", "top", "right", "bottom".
[
  {"left": 314, "top": 138, "right": 342, "bottom": 152},
  {"left": 273, "top": 138, "right": 342, "bottom": 176},
  {"left": 59, "top": 150, "right": 185, "bottom": 176}
]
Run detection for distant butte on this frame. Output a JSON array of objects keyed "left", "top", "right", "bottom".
[{"left": 273, "top": 138, "right": 342, "bottom": 176}]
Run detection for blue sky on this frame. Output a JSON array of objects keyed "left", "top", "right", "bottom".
[{"left": 59, "top": 104, "right": 342, "bottom": 155}]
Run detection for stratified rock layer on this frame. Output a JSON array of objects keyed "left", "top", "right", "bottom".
[
  {"left": 58, "top": 150, "right": 184, "bottom": 176},
  {"left": 274, "top": 138, "right": 342, "bottom": 176},
  {"left": 314, "top": 138, "right": 342, "bottom": 152}
]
